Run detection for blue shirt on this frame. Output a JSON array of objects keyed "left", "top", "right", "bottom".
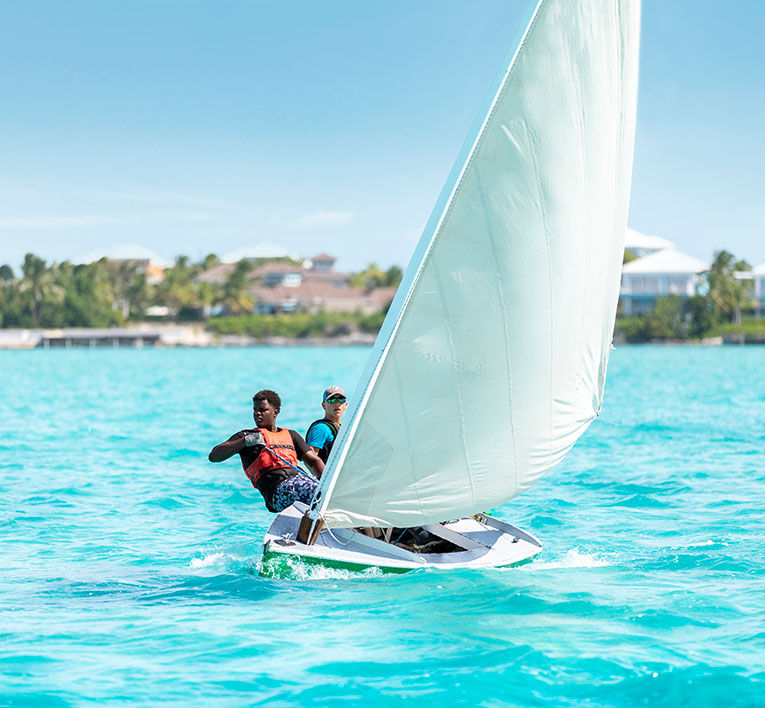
[{"left": 306, "top": 420, "right": 337, "bottom": 450}]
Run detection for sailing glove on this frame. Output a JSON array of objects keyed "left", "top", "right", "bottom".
[{"left": 244, "top": 430, "right": 265, "bottom": 447}]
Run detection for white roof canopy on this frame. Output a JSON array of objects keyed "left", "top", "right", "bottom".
[
  {"left": 624, "top": 227, "right": 675, "bottom": 252},
  {"left": 622, "top": 248, "right": 708, "bottom": 274}
]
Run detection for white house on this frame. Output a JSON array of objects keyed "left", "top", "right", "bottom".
[{"left": 620, "top": 249, "right": 709, "bottom": 315}]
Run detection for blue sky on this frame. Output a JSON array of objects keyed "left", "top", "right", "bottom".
[{"left": 0, "top": 0, "right": 763, "bottom": 274}]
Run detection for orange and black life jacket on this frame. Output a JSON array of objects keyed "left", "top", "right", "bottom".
[
  {"left": 241, "top": 429, "right": 302, "bottom": 511},
  {"left": 242, "top": 428, "right": 299, "bottom": 489}
]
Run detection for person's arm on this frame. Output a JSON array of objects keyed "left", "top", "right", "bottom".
[
  {"left": 291, "top": 430, "right": 325, "bottom": 478},
  {"left": 306, "top": 423, "right": 329, "bottom": 456},
  {"left": 303, "top": 449, "right": 325, "bottom": 479},
  {"left": 208, "top": 437, "right": 244, "bottom": 462},
  {"left": 209, "top": 431, "right": 259, "bottom": 462}
]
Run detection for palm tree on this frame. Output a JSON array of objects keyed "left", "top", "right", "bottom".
[
  {"left": 195, "top": 280, "right": 223, "bottom": 319},
  {"left": 18, "top": 254, "right": 65, "bottom": 325},
  {"left": 153, "top": 256, "right": 197, "bottom": 320},
  {"left": 222, "top": 260, "right": 254, "bottom": 315},
  {"left": 707, "top": 250, "right": 754, "bottom": 324}
]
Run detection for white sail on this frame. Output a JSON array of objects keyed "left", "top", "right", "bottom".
[{"left": 310, "top": 0, "right": 641, "bottom": 529}]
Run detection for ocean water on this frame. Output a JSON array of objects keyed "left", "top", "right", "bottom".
[{"left": 1, "top": 344, "right": 763, "bottom": 707}]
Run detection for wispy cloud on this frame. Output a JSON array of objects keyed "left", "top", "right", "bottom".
[
  {"left": 84, "top": 188, "right": 238, "bottom": 210},
  {"left": 155, "top": 211, "right": 215, "bottom": 222},
  {"left": 0, "top": 185, "right": 238, "bottom": 211},
  {"left": 283, "top": 210, "right": 355, "bottom": 231},
  {"left": 0, "top": 216, "right": 118, "bottom": 229}
]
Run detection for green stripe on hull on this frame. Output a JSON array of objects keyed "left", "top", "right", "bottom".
[
  {"left": 261, "top": 547, "right": 536, "bottom": 578},
  {"left": 261, "top": 548, "right": 413, "bottom": 578}
]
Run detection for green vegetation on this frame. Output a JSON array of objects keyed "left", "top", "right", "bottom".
[
  {"left": 0, "top": 253, "right": 395, "bottom": 336},
  {"left": 716, "top": 317, "right": 765, "bottom": 343},
  {"left": 207, "top": 311, "right": 386, "bottom": 339},
  {"left": 706, "top": 250, "right": 754, "bottom": 325},
  {"left": 0, "top": 254, "right": 125, "bottom": 328},
  {"left": 616, "top": 250, "right": 759, "bottom": 342},
  {"left": 2, "top": 247, "right": 760, "bottom": 343},
  {"left": 348, "top": 264, "right": 403, "bottom": 290},
  {"left": 616, "top": 295, "right": 718, "bottom": 342}
]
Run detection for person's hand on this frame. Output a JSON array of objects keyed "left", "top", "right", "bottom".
[{"left": 244, "top": 430, "right": 265, "bottom": 447}]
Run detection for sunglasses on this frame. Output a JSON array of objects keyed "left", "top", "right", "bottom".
[{"left": 326, "top": 396, "right": 346, "bottom": 404}]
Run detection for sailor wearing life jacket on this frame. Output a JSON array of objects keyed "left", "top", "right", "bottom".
[
  {"left": 306, "top": 385, "right": 348, "bottom": 463},
  {"left": 208, "top": 389, "right": 325, "bottom": 513}
]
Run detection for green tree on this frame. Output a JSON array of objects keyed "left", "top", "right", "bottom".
[
  {"left": 105, "top": 259, "right": 147, "bottom": 321},
  {"left": 17, "top": 254, "right": 65, "bottom": 326},
  {"left": 201, "top": 253, "right": 220, "bottom": 271},
  {"left": 221, "top": 260, "right": 254, "bottom": 315},
  {"left": 350, "top": 263, "right": 386, "bottom": 290},
  {"left": 707, "top": 250, "right": 754, "bottom": 324},
  {"left": 62, "top": 262, "right": 120, "bottom": 327},
  {"left": 153, "top": 255, "right": 197, "bottom": 320},
  {"left": 383, "top": 265, "right": 403, "bottom": 287},
  {"left": 195, "top": 280, "right": 223, "bottom": 319},
  {"left": 683, "top": 295, "right": 718, "bottom": 339}
]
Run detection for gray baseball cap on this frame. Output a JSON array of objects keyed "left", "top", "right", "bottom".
[{"left": 323, "top": 385, "right": 346, "bottom": 401}]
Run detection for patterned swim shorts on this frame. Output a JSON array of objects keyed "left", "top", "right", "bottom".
[{"left": 269, "top": 474, "right": 319, "bottom": 513}]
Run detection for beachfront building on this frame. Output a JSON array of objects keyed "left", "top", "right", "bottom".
[
  {"left": 249, "top": 256, "right": 351, "bottom": 289},
  {"left": 620, "top": 249, "right": 709, "bottom": 315},
  {"left": 194, "top": 252, "right": 392, "bottom": 315},
  {"left": 251, "top": 282, "right": 396, "bottom": 315},
  {"left": 624, "top": 227, "right": 675, "bottom": 259},
  {"left": 249, "top": 256, "right": 387, "bottom": 314},
  {"left": 307, "top": 253, "right": 337, "bottom": 271}
]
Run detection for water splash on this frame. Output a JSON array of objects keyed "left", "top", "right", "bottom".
[
  {"left": 189, "top": 550, "right": 248, "bottom": 569},
  {"left": 259, "top": 553, "right": 386, "bottom": 581},
  {"left": 523, "top": 548, "right": 612, "bottom": 570},
  {"left": 189, "top": 552, "right": 226, "bottom": 569}
]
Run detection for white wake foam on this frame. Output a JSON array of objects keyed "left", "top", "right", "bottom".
[
  {"left": 259, "top": 554, "right": 384, "bottom": 581},
  {"left": 189, "top": 552, "right": 225, "bottom": 568},
  {"left": 189, "top": 551, "right": 248, "bottom": 569},
  {"left": 522, "top": 548, "right": 611, "bottom": 570}
]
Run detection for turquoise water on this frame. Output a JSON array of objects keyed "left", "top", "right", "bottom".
[{"left": 2, "top": 345, "right": 764, "bottom": 707}]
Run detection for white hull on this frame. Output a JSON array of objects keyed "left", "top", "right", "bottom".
[{"left": 262, "top": 503, "right": 542, "bottom": 574}]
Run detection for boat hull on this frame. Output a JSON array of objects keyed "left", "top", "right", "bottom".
[{"left": 261, "top": 503, "right": 542, "bottom": 577}]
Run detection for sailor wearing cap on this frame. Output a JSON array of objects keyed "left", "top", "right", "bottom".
[{"left": 305, "top": 385, "right": 348, "bottom": 463}]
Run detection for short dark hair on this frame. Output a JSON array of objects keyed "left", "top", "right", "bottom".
[{"left": 253, "top": 389, "right": 281, "bottom": 412}]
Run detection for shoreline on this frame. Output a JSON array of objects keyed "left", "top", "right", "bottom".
[
  {"left": 1, "top": 326, "right": 760, "bottom": 349},
  {"left": 0, "top": 325, "right": 377, "bottom": 349}
]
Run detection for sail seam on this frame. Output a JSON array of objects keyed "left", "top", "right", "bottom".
[
  {"left": 574, "top": 9, "right": 590, "bottom": 423},
  {"left": 475, "top": 166, "right": 520, "bottom": 499},
  {"left": 393, "top": 354, "right": 428, "bottom": 520},
  {"left": 525, "top": 120, "right": 555, "bottom": 470},
  {"left": 432, "top": 253, "right": 478, "bottom": 509}
]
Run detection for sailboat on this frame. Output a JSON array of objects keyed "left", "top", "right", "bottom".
[{"left": 262, "top": 0, "right": 641, "bottom": 575}]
